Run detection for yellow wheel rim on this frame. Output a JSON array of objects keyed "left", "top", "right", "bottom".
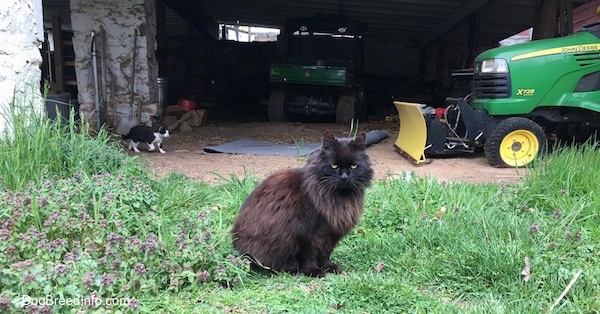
[{"left": 499, "top": 130, "right": 539, "bottom": 167}]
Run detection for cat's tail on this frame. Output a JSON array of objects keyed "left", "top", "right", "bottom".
[{"left": 122, "top": 133, "right": 130, "bottom": 140}]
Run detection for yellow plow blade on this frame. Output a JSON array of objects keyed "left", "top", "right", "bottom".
[{"left": 393, "top": 101, "right": 428, "bottom": 165}]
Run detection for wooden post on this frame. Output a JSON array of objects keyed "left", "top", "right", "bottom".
[
  {"left": 51, "top": 15, "right": 64, "bottom": 92},
  {"left": 559, "top": 0, "right": 573, "bottom": 36},
  {"left": 99, "top": 26, "right": 108, "bottom": 128},
  {"left": 156, "top": 0, "right": 168, "bottom": 77},
  {"left": 532, "top": 0, "right": 573, "bottom": 40}
]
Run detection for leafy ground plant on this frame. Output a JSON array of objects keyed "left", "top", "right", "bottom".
[
  {"left": 148, "top": 143, "right": 600, "bottom": 313},
  {"left": 0, "top": 92, "right": 249, "bottom": 313},
  {"left": 0, "top": 89, "right": 142, "bottom": 191},
  {"left": 1, "top": 91, "right": 599, "bottom": 313}
]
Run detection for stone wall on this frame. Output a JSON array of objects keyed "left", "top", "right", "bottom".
[
  {"left": 0, "top": 0, "right": 44, "bottom": 133},
  {"left": 71, "top": 0, "right": 159, "bottom": 131}
]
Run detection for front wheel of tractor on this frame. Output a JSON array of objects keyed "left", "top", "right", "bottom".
[{"left": 484, "top": 117, "right": 546, "bottom": 168}]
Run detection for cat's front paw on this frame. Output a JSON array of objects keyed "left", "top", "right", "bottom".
[
  {"left": 324, "top": 263, "right": 343, "bottom": 274},
  {"left": 303, "top": 267, "right": 326, "bottom": 278},
  {"left": 159, "top": 149, "right": 166, "bottom": 154}
]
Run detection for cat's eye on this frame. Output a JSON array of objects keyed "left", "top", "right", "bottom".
[
  {"left": 350, "top": 164, "right": 358, "bottom": 169},
  {"left": 331, "top": 164, "right": 339, "bottom": 169}
]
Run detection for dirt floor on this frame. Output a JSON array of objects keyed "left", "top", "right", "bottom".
[{"left": 136, "top": 121, "right": 527, "bottom": 185}]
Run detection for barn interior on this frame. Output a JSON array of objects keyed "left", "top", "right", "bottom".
[{"left": 40, "top": 0, "right": 600, "bottom": 127}]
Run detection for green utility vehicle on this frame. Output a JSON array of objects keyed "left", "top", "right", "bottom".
[
  {"left": 394, "top": 26, "right": 600, "bottom": 168},
  {"left": 268, "top": 14, "right": 367, "bottom": 124}
]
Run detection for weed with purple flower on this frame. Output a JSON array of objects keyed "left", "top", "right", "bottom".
[
  {"left": 0, "top": 92, "right": 249, "bottom": 313},
  {"left": 0, "top": 171, "right": 249, "bottom": 312},
  {"left": 1, "top": 90, "right": 600, "bottom": 313}
]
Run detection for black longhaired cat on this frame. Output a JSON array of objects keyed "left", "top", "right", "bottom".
[
  {"left": 122, "top": 125, "right": 170, "bottom": 154},
  {"left": 231, "top": 129, "right": 374, "bottom": 277}
]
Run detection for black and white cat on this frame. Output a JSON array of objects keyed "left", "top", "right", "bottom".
[{"left": 122, "top": 125, "right": 170, "bottom": 154}]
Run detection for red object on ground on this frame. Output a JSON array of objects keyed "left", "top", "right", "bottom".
[
  {"left": 177, "top": 98, "right": 196, "bottom": 112},
  {"left": 435, "top": 107, "right": 446, "bottom": 119}
]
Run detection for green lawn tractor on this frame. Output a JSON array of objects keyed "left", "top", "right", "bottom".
[
  {"left": 268, "top": 14, "right": 367, "bottom": 124},
  {"left": 394, "top": 27, "right": 600, "bottom": 168}
]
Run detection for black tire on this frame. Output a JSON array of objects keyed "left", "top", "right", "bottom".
[
  {"left": 555, "top": 123, "right": 597, "bottom": 143},
  {"left": 336, "top": 92, "right": 356, "bottom": 125},
  {"left": 484, "top": 117, "right": 546, "bottom": 168},
  {"left": 268, "top": 91, "right": 287, "bottom": 122}
]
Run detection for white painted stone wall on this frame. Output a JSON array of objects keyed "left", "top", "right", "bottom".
[
  {"left": 0, "top": 0, "right": 44, "bottom": 133},
  {"left": 71, "top": 0, "right": 159, "bottom": 130}
]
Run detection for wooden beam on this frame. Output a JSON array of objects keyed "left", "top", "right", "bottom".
[
  {"left": 533, "top": 0, "right": 558, "bottom": 40},
  {"left": 156, "top": 0, "right": 168, "bottom": 76},
  {"left": 419, "top": 0, "right": 492, "bottom": 47},
  {"left": 532, "top": 0, "right": 573, "bottom": 40},
  {"left": 560, "top": 0, "right": 573, "bottom": 36},
  {"left": 51, "top": 15, "right": 64, "bottom": 93}
]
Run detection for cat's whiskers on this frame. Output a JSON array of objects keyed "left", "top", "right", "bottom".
[{"left": 318, "top": 176, "right": 338, "bottom": 193}]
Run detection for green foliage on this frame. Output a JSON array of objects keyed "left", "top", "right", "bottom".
[
  {"left": 348, "top": 118, "right": 359, "bottom": 138},
  {"left": 1, "top": 89, "right": 599, "bottom": 312},
  {"left": 148, "top": 143, "right": 600, "bottom": 313},
  {"left": 0, "top": 89, "right": 143, "bottom": 191},
  {"left": 0, "top": 171, "right": 249, "bottom": 313},
  {"left": 0, "top": 92, "right": 248, "bottom": 313}
]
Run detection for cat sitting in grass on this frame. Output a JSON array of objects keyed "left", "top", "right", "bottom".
[
  {"left": 231, "top": 129, "right": 374, "bottom": 277},
  {"left": 122, "top": 125, "right": 170, "bottom": 154}
]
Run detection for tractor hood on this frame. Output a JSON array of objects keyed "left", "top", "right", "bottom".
[{"left": 476, "top": 31, "right": 600, "bottom": 63}]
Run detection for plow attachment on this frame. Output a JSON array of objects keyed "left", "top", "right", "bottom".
[
  {"left": 393, "top": 101, "right": 428, "bottom": 164},
  {"left": 393, "top": 98, "right": 490, "bottom": 165}
]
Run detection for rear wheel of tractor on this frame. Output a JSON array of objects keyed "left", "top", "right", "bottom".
[
  {"left": 268, "top": 91, "right": 287, "bottom": 122},
  {"left": 484, "top": 117, "right": 546, "bottom": 168},
  {"left": 336, "top": 92, "right": 356, "bottom": 125},
  {"left": 555, "top": 123, "right": 597, "bottom": 143}
]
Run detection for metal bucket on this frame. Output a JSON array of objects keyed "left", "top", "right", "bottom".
[
  {"left": 46, "top": 92, "right": 78, "bottom": 123},
  {"left": 157, "top": 77, "right": 169, "bottom": 109}
]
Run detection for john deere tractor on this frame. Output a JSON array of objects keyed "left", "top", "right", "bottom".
[
  {"left": 268, "top": 14, "right": 367, "bottom": 124},
  {"left": 394, "top": 25, "right": 600, "bottom": 168}
]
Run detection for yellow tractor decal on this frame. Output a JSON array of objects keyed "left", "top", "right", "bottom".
[
  {"left": 516, "top": 89, "right": 535, "bottom": 96},
  {"left": 512, "top": 44, "right": 600, "bottom": 61}
]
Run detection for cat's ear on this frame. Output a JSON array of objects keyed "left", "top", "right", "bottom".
[
  {"left": 322, "top": 129, "right": 337, "bottom": 149},
  {"left": 351, "top": 133, "right": 367, "bottom": 150}
]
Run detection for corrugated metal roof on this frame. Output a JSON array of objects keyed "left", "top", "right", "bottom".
[
  {"left": 43, "top": 0, "right": 595, "bottom": 46},
  {"left": 194, "top": 0, "right": 593, "bottom": 46}
]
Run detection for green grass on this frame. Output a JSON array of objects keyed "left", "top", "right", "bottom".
[
  {"left": 0, "top": 90, "right": 599, "bottom": 313},
  {"left": 165, "top": 143, "right": 600, "bottom": 313},
  {"left": 0, "top": 88, "right": 144, "bottom": 190},
  {"left": 141, "top": 142, "right": 600, "bottom": 313}
]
